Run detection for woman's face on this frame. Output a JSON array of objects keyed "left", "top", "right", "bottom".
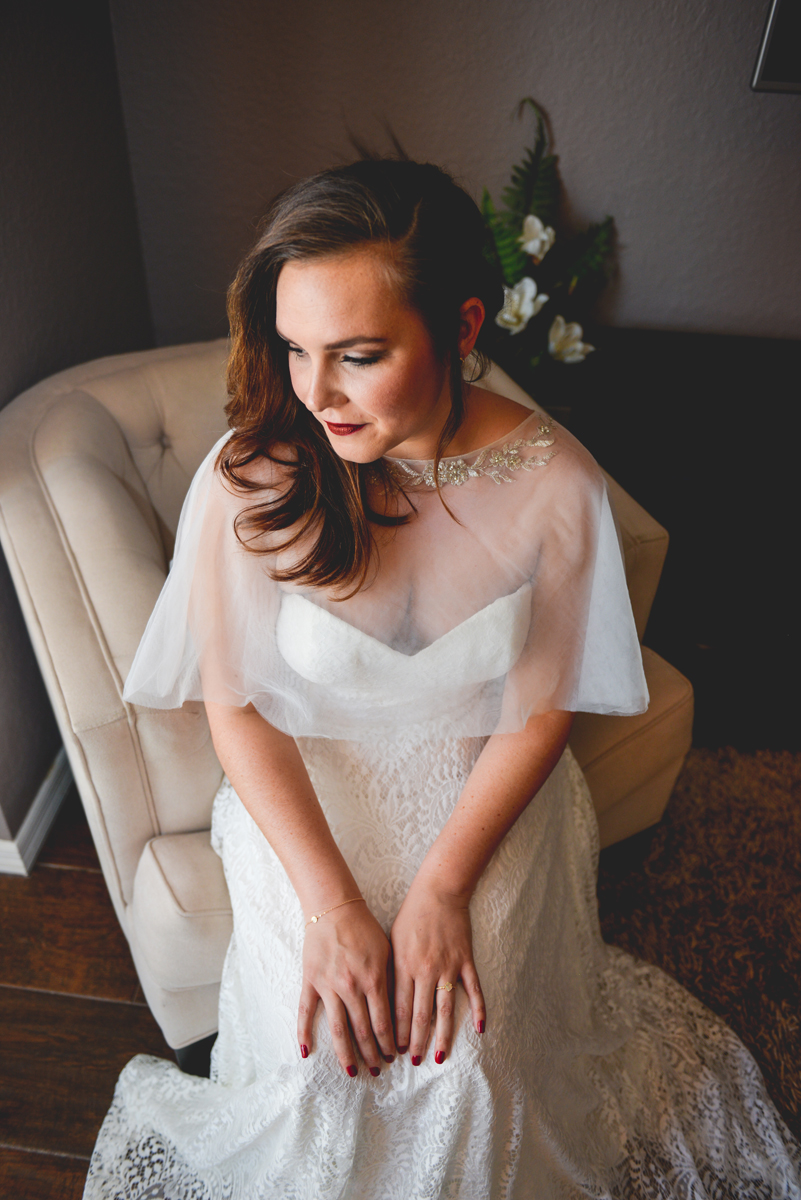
[{"left": 275, "top": 246, "right": 452, "bottom": 463}]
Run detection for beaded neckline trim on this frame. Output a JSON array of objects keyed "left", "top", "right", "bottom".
[{"left": 385, "top": 418, "right": 556, "bottom": 488}]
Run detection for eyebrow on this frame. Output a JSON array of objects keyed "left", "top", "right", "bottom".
[{"left": 276, "top": 331, "right": 388, "bottom": 350}]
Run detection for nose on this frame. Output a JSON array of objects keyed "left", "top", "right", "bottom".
[{"left": 301, "top": 363, "right": 345, "bottom": 414}]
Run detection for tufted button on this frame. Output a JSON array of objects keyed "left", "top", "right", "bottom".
[{"left": 159, "top": 432, "right": 172, "bottom": 450}]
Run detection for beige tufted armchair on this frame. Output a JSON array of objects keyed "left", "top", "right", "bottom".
[{"left": 0, "top": 340, "right": 693, "bottom": 1052}]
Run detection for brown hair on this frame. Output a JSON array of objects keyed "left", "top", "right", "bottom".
[{"left": 221, "top": 158, "right": 503, "bottom": 595}]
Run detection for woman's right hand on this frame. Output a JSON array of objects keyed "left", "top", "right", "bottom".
[
  {"left": 298, "top": 901, "right": 397, "bottom": 1076},
  {"left": 203, "top": 704, "right": 394, "bottom": 1076}
]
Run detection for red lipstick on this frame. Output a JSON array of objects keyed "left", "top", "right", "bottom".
[{"left": 325, "top": 422, "right": 366, "bottom": 436}]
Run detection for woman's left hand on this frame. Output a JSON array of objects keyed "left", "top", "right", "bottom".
[
  {"left": 389, "top": 712, "right": 573, "bottom": 1066},
  {"left": 390, "top": 875, "right": 485, "bottom": 1065}
]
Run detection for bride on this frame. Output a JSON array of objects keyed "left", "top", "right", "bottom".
[{"left": 85, "top": 159, "right": 800, "bottom": 1199}]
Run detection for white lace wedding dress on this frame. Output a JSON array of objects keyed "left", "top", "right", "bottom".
[
  {"left": 86, "top": 645, "right": 801, "bottom": 1199},
  {"left": 84, "top": 415, "right": 801, "bottom": 1199}
]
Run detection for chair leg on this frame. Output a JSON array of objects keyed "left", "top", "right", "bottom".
[{"left": 175, "top": 1032, "right": 218, "bottom": 1078}]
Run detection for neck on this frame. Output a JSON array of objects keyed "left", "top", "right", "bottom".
[{"left": 426, "top": 386, "right": 533, "bottom": 459}]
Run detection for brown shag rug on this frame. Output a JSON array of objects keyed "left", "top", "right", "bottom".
[{"left": 597, "top": 747, "right": 801, "bottom": 1141}]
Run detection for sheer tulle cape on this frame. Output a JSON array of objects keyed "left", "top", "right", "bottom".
[{"left": 123, "top": 409, "right": 648, "bottom": 738}]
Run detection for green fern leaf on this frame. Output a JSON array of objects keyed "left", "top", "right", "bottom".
[
  {"left": 528, "top": 154, "right": 560, "bottom": 226},
  {"left": 497, "top": 235, "right": 528, "bottom": 286},
  {"left": 498, "top": 98, "right": 555, "bottom": 223},
  {"left": 482, "top": 189, "right": 527, "bottom": 285},
  {"left": 562, "top": 217, "right": 615, "bottom": 286},
  {"left": 501, "top": 146, "right": 540, "bottom": 220}
]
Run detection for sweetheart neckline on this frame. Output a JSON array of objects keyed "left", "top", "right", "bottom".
[{"left": 279, "top": 584, "right": 532, "bottom": 663}]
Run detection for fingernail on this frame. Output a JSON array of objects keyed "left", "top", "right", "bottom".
[
  {"left": 347, "top": 1064, "right": 357, "bottom": 1077},
  {"left": 383, "top": 1054, "right": 395, "bottom": 1064},
  {"left": 300, "top": 1044, "right": 309, "bottom": 1059},
  {"left": 411, "top": 1055, "right": 422, "bottom": 1066},
  {"left": 435, "top": 1050, "right": 445, "bottom": 1065},
  {"left": 370, "top": 1066, "right": 380, "bottom": 1077},
  {"left": 478, "top": 1020, "right": 485, "bottom": 1035},
  {"left": 397, "top": 1045, "right": 408, "bottom": 1055}
]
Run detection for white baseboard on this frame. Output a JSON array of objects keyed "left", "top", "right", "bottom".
[{"left": 0, "top": 747, "right": 72, "bottom": 875}]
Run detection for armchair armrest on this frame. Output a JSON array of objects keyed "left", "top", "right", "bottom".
[{"left": 0, "top": 366, "right": 223, "bottom": 911}]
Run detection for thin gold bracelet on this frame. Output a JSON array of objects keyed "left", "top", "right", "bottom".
[{"left": 305, "top": 897, "right": 365, "bottom": 928}]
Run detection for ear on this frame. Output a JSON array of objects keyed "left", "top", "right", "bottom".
[{"left": 457, "top": 297, "right": 485, "bottom": 360}]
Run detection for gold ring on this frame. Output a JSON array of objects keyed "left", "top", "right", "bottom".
[{"left": 435, "top": 982, "right": 454, "bottom": 992}]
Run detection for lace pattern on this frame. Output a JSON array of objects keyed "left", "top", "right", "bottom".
[
  {"left": 384, "top": 419, "right": 556, "bottom": 488},
  {"left": 84, "top": 740, "right": 800, "bottom": 1199}
]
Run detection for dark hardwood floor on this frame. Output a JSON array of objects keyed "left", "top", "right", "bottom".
[{"left": 0, "top": 785, "right": 172, "bottom": 1199}]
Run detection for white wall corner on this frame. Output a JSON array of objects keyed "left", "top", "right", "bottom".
[{"left": 0, "top": 747, "right": 72, "bottom": 875}]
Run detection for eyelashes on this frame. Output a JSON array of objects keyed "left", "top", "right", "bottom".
[{"left": 286, "top": 345, "right": 382, "bottom": 368}]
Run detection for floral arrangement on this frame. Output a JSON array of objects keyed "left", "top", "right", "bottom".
[{"left": 482, "top": 99, "right": 615, "bottom": 394}]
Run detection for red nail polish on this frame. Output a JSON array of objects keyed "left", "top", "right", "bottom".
[
  {"left": 478, "top": 1020, "right": 485, "bottom": 1034},
  {"left": 347, "top": 1064, "right": 357, "bottom": 1077},
  {"left": 300, "top": 1044, "right": 309, "bottom": 1059},
  {"left": 435, "top": 1050, "right": 445, "bottom": 1065},
  {"left": 398, "top": 1045, "right": 408, "bottom": 1054},
  {"left": 384, "top": 1054, "right": 395, "bottom": 1064},
  {"left": 370, "top": 1066, "right": 380, "bottom": 1077},
  {"left": 411, "top": 1055, "right": 422, "bottom": 1066}
]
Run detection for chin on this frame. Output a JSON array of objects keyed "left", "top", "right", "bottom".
[
  {"left": 325, "top": 439, "right": 379, "bottom": 465},
  {"left": 324, "top": 429, "right": 391, "bottom": 464}
]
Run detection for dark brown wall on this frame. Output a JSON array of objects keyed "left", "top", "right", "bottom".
[
  {"left": 0, "top": 1, "right": 153, "bottom": 838},
  {"left": 109, "top": 0, "right": 801, "bottom": 347}
]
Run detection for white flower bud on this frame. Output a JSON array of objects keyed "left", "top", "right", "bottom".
[
  {"left": 548, "top": 316, "right": 594, "bottom": 363},
  {"left": 519, "top": 215, "right": 555, "bottom": 261},
  {"left": 495, "top": 277, "right": 549, "bottom": 335}
]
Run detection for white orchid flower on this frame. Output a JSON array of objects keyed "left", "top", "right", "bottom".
[
  {"left": 495, "top": 277, "right": 549, "bottom": 335},
  {"left": 548, "top": 316, "right": 595, "bottom": 363},
  {"left": 519, "top": 214, "right": 555, "bottom": 261}
]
